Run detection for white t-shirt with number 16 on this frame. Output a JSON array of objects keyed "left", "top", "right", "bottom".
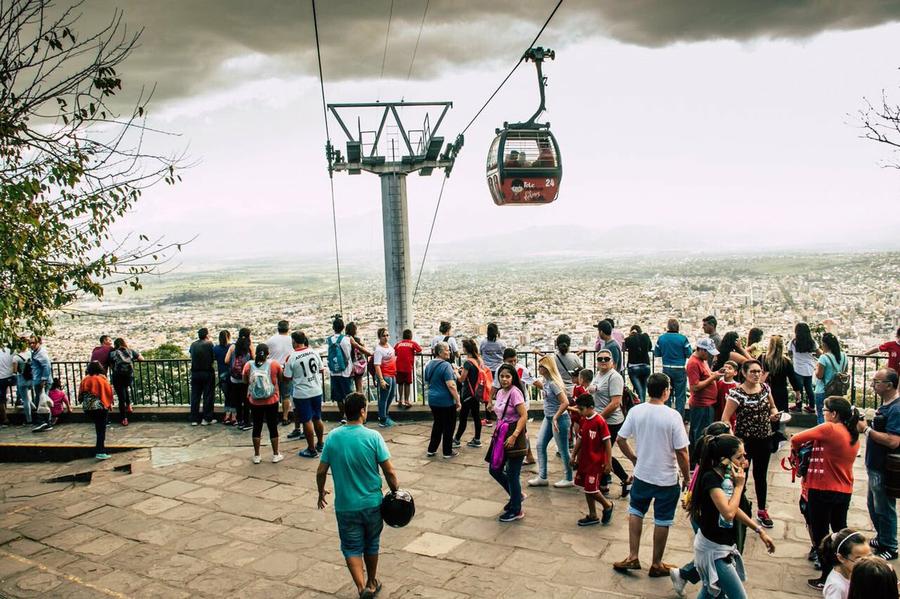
[{"left": 285, "top": 348, "right": 323, "bottom": 399}]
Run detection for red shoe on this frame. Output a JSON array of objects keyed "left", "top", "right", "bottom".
[
  {"left": 121, "top": 418, "right": 129, "bottom": 427},
  {"left": 127, "top": 404, "right": 133, "bottom": 414}
]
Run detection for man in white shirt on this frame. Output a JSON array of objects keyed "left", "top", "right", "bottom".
[
  {"left": 613, "top": 372, "right": 691, "bottom": 578},
  {"left": 284, "top": 331, "right": 325, "bottom": 457},
  {"left": 266, "top": 320, "right": 294, "bottom": 425},
  {"left": 327, "top": 317, "right": 354, "bottom": 422},
  {"left": 0, "top": 346, "right": 14, "bottom": 425}
]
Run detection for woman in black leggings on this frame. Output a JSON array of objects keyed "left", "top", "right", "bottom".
[
  {"left": 721, "top": 359, "right": 780, "bottom": 529},
  {"left": 454, "top": 339, "right": 483, "bottom": 448},
  {"left": 242, "top": 343, "right": 284, "bottom": 464}
]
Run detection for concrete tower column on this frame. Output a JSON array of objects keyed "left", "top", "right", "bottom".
[{"left": 380, "top": 172, "right": 412, "bottom": 343}]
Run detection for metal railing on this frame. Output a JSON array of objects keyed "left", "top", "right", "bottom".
[{"left": 3, "top": 351, "right": 890, "bottom": 410}]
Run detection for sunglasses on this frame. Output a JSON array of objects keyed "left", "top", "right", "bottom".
[{"left": 597, "top": 357, "right": 612, "bottom": 363}]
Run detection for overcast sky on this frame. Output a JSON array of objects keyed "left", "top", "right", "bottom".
[{"left": 79, "top": 0, "right": 900, "bottom": 263}]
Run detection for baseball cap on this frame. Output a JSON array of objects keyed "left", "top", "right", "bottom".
[{"left": 697, "top": 338, "right": 719, "bottom": 355}]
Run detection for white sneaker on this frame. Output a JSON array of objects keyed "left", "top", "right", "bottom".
[
  {"left": 252, "top": 455, "right": 261, "bottom": 464},
  {"left": 553, "top": 479, "right": 574, "bottom": 488},
  {"left": 272, "top": 454, "right": 284, "bottom": 463},
  {"left": 670, "top": 567, "right": 686, "bottom": 597},
  {"left": 527, "top": 477, "right": 549, "bottom": 487}
]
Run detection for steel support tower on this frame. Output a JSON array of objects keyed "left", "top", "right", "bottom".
[{"left": 326, "top": 102, "right": 462, "bottom": 342}]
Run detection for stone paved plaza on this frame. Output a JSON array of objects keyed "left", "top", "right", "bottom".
[{"left": 0, "top": 418, "right": 876, "bottom": 598}]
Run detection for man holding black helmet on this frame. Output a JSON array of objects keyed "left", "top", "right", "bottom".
[
  {"left": 858, "top": 368, "right": 900, "bottom": 561},
  {"left": 317, "top": 392, "right": 400, "bottom": 598}
]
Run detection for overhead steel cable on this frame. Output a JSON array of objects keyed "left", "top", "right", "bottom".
[
  {"left": 460, "top": 0, "right": 564, "bottom": 136},
  {"left": 406, "top": 0, "right": 430, "bottom": 83},
  {"left": 311, "top": 0, "right": 343, "bottom": 316},
  {"left": 412, "top": 0, "right": 565, "bottom": 301},
  {"left": 377, "top": 0, "right": 395, "bottom": 100}
]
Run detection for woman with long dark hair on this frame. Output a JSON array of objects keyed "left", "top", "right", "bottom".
[
  {"left": 721, "top": 360, "right": 780, "bottom": 529},
  {"left": 225, "top": 328, "right": 253, "bottom": 431},
  {"left": 762, "top": 335, "right": 799, "bottom": 413},
  {"left": 848, "top": 556, "right": 899, "bottom": 599},
  {"left": 554, "top": 334, "right": 581, "bottom": 398},
  {"left": 214, "top": 330, "right": 235, "bottom": 425},
  {"left": 790, "top": 396, "right": 861, "bottom": 591},
  {"left": 623, "top": 325, "right": 652, "bottom": 401},
  {"left": 789, "top": 322, "right": 819, "bottom": 413},
  {"left": 79, "top": 361, "right": 115, "bottom": 460},
  {"left": 746, "top": 328, "right": 765, "bottom": 360},
  {"left": 345, "top": 322, "right": 372, "bottom": 394},
  {"left": 480, "top": 323, "right": 505, "bottom": 372},
  {"left": 689, "top": 434, "right": 775, "bottom": 599},
  {"left": 713, "top": 332, "right": 750, "bottom": 372},
  {"left": 490, "top": 363, "right": 528, "bottom": 522},
  {"left": 241, "top": 343, "right": 283, "bottom": 464},
  {"left": 454, "top": 339, "right": 484, "bottom": 448},
  {"left": 109, "top": 337, "right": 142, "bottom": 426},
  {"left": 373, "top": 327, "right": 398, "bottom": 427},
  {"left": 815, "top": 333, "right": 847, "bottom": 425}
]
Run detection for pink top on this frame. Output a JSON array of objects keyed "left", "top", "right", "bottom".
[{"left": 494, "top": 386, "right": 525, "bottom": 424}]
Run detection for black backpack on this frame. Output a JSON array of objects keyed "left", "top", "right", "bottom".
[{"left": 113, "top": 349, "right": 134, "bottom": 377}]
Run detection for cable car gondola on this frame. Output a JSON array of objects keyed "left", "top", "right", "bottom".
[{"left": 486, "top": 47, "right": 561, "bottom": 206}]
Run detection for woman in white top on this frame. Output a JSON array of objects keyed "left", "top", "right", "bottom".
[
  {"left": 820, "top": 529, "right": 870, "bottom": 599},
  {"left": 789, "top": 322, "right": 819, "bottom": 413},
  {"left": 373, "top": 328, "right": 398, "bottom": 428}
]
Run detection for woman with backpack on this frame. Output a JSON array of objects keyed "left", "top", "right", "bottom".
[
  {"left": 79, "top": 361, "right": 115, "bottom": 460},
  {"left": 815, "top": 333, "right": 848, "bottom": 425},
  {"left": 225, "top": 329, "right": 253, "bottom": 431},
  {"left": 241, "top": 343, "right": 284, "bottom": 464},
  {"left": 554, "top": 334, "right": 581, "bottom": 399},
  {"left": 454, "top": 339, "right": 486, "bottom": 449},
  {"left": 12, "top": 337, "right": 32, "bottom": 425},
  {"left": 790, "top": 396, "right": 861, "bottom": 591},
  {"left": 373, "top": 327, "right": 398, "bottom": 428},
  {"left": 345, "top": 322, "right": 372, "bottom": 394},
  {"left": 109, "top": 338, "right": 142, "bottom": 427}
]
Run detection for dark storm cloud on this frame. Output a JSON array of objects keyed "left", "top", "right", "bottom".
[{"left": 78, "top": 0, "right": 900, "bottom": 104}]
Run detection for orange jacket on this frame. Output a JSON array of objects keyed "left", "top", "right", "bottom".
[{"left": 79, "top": 375, "right": 114, "bottom": 410}]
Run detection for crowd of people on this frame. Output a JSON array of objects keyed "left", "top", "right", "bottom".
[{"left": 2, "top": 318, "right": 900, "bottom": 598}]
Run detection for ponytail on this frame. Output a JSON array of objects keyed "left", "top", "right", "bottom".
[
  {"left": 825, "top": 396, "right": 860, "bottom": 445},
  {"left": 254, "top": 343, "right": 269, "bottom": 366},
  {"left": 689, "top": 434, "right": 742, "bottom": 524},
  {"left": 820, "top": 528, "right": 866, "bottom": 574}
]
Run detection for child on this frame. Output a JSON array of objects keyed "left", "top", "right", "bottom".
[
  {"left": 821, "top": 529, "right": 870, "bottom": 599},
  {"left": 48, "top": 378, "right": 71, "bottom": 426},
  {"left": 32, "top": 392, "right": 54, "bottom": 432},
  {"left": 394, "top": 329, "right": 422, "bottom": 409},
  {"left": 715, "top": 360, "right": 739, "bottom": 425},
  {"left": 571, "top": 393, "right": 614, "bottom": 526},
  {"left": 570, "top": 369, "right": 593, "bottom": 440}
]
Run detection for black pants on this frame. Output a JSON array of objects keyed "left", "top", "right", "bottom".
[
  {"left": 229, "top": 381, "right": 250, "bottom": 424},
  {"left": 428, "top": 405, "right": 457, "bottom": 456},
  {"left": 190, "top": 371, "right": 215, "bottom": 423},
  {"left": 601, "top": 422, "right": 629, "bottom": 486},
  {"left": 251, "top": 403, "right": 279, "bottom": 439},
  {"left": 742, "top": 436, "right": 771, "bottom": 509},
  {"left": 808, "top": 488, "right": 851, "bottom": 580},
  {"left": 111, "top": 373, "right": 131, "bottom": 419},
  {"left": 455, "top": 398, "right": 482, "bottom": 441},
  {"left": 89, "top": 409, "right": 108, "bottom": 453}
]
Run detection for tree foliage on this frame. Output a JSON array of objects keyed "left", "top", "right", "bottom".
[
  {"left": 858, "top": 71, "right": 900, "bottom": 169},
  {"left": 0, "top": 0, "right": 184, "bottom": 343}
]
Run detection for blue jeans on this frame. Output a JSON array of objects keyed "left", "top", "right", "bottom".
[
  {"left": 536, "top": 413, "right": 572, "bottom": 481},
  {"left": 792, "top": 373, "right": 814, "bottom": 408},
  {"left": 628, "top": 364, "right": 651, "bottom": 402},
  {"left": 868, "top": 468, "right": 898, "bottom": 552},
  {"left": 377, "top": 376, "right": 396, "bottom": 422},
  {"left": 697, "top": 556, "right": 747, "bottom": 599},
  {"left": 814, "top": 392, "right": 826, "bottom": 425},
  {"left": 335, "top": 506, "right": 384, "bottom": 558},
  {"left": 490, "top": 455, "right": 524, "bottom": 515},
  {"left": 17, "top": 378, "right": 32, "bottom": 423},
  {"left": 664, "top": 367, "right": 687, "bottom": 418},
  {"left": 689, "top": 406, "right": 715, "bottom": 455}
]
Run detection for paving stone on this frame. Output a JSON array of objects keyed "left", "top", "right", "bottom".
[
  {"left": 0, "top": 527, "right": 21, "bottom": 544},
  {"left": 452, "top": 497, "right": 508, "bottom": 518},
  {"left": 206, "top": 540, "right": 275, "bottom": 567},
  {"left": 104, "top": 488, "right": 150, "bottom": 507},
  {"left": 63, "top": 558, "right": 114, "bottom": 582},
  {"left": 30, "top": 545, "right": 80, "bottom": 569},
  {"left": 403, "top": 532, "right": 466, "bottom": 557},
  {"left": 1, "top": 570, "right": 64, "bottom": 597},
  {"left": 6, "top": 482, "right": 72, "bottom": 498},
  {"left": 0, "top": 554, "right": 32, "bottom": 578},
  {"left": 145, "top": 552, "right": 211, "bottom": 584},
  {"left": 93, "top": 570, "right": 153, "bottom": 595},
  {"left": 4, "top": 537, "right": 46, "bottom": 556},
  {"left": 41, "top": 525, "right": 104, "bottom": 551},
  {"left": 194, "top": 470, "right": 246, "bottom": 488},
  {"left": 392, "top": 584, "right": 470, "bottom": 599},
  {"left": 117, "top": 472, "right": 171, "bottom": 491},
  {"left": 13, "top": 515, "right": 76, "bottom": 541},
  {"left": 130, "top": 495, "right": 182, "bottom": 515},
  {"left": 186, "top": 565, "right": 250, "bottom": 594},
  {"left": 146, "top": 479, "right": 201, "bottom": 498},
  {"left": 131, "top": 581, "right": 192, "bottom": 599},
  {"left": 155, "top": 502, "right": 213, "bottom": 522},
  {"left": 288, "top": 559, "right": 350, "bottom": 594},
  {"left": 72, "top": 533, "right": 132, "bottom": 557},
  {"left": 238, "top": 578, "right": 308, "bottom": 599},
  {"left": 247, "top": 551, "right": 313, "bottom": 579},
  {"left": 229, "top": 476, "right": 278, "bottom": 495}
]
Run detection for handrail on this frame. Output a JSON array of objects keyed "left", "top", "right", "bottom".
[{"left": 5, "top": 352, "right": 890, "bottom": 410}]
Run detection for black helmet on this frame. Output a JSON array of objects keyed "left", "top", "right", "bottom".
[{"left": 381, "top": 489, "right": 415, "bottom": 528}]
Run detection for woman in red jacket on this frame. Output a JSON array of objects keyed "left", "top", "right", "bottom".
[
  {"left": 791, "top": 396, "right": 861, "bottom": 591},
  {"left": 79, "top": 361, "right": 115, "bottom": 460}
]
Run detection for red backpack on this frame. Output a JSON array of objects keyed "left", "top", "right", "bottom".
[{"left": 466, "top": 358, "right": 493, "bottom": 404}]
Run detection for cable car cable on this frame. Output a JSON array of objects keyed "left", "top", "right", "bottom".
[
  {"left": 406, "top": 0, "right": 429, "bottom": 83},
  {"left": 459, "top": 0, "right": 564, "bottom": 136},
  {"left": 412, "top": 174, "right": 446, "bottom": 303},
  {"left": 311, "top": 0, "right": 344, "bottom": 316},
  {"left": 412, "top": 0, "right": 564, "bottom": 299},
  {"left": 377, "top": 0, "right": 395, "bottom": 101}
]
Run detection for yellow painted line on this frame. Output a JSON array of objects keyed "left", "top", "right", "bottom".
[{"left": 0, "top": 548, "right": 131, "bottom": 598}]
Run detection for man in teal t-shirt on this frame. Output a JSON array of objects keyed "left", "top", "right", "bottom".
[{"left": 317, "top": 392, "right": 399, "bottom": 598}]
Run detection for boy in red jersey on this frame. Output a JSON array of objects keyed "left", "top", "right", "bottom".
[
  {"left": 715, "top": 360, "right": 739, "bottom": 425},
  {"left": 393, "top": 329, "right": 422, "bottom": 409},
  {"left": 572, "top": 393, "right": 614, "bottom": 526}
]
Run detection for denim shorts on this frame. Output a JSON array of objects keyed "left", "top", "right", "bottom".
[
  {"left": 293, "top": 395, "right": 323, "bottom": 423},
  {"left": 336, "top": 506, "right": 384, "bottom": 558},
  {"left": 627, "top": 477, "right": 680, "bottom": 527}
]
